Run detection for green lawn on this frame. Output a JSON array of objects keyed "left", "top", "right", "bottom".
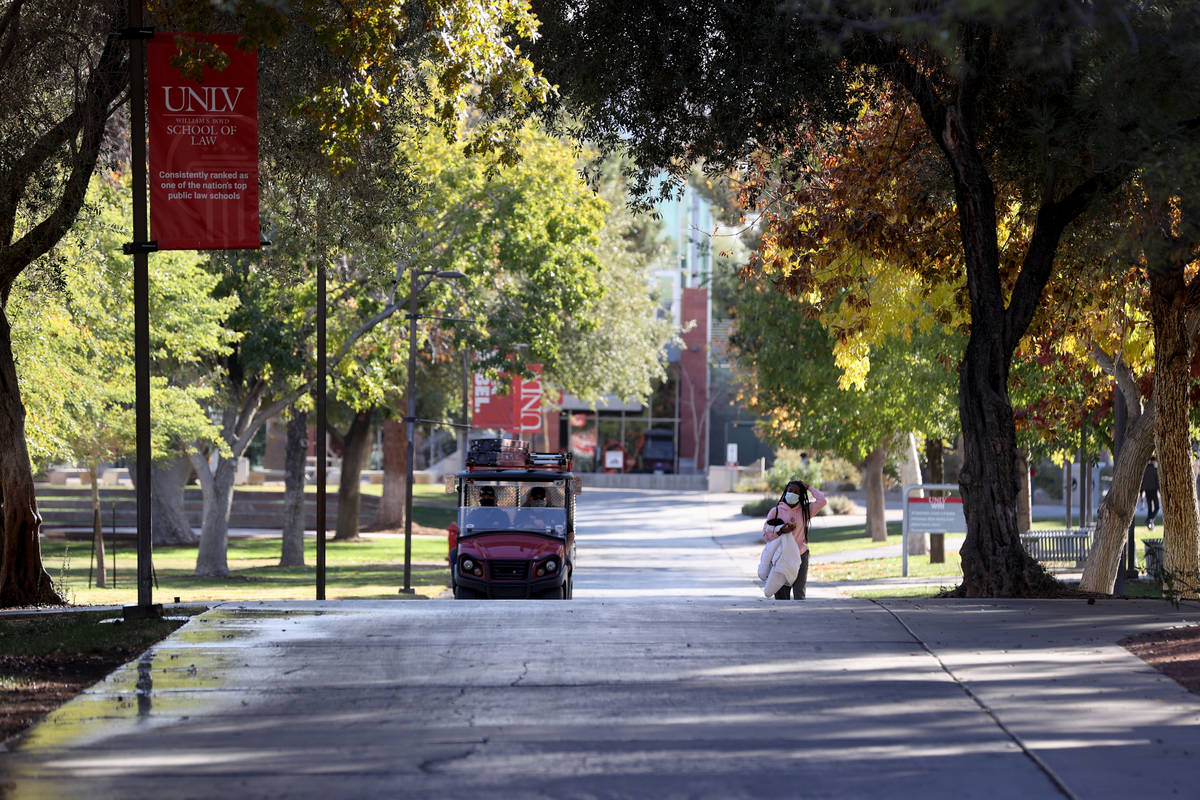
[
  {"left": 236, "top": 482, "right": 457, "bottom": 505},
  {"left": 41, "top": 534, "right": 452, "bottom": 606},
  {"left": 848, "top": 586, "right": 950, "bottom": 599},
  {"left": 806, "top": 521, "right": 903, "bottom": 556},
  {"left": 811, "top": 550, "right": 964, "bottom": 582}
]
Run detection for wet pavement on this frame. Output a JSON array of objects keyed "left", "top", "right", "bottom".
[{"left": 3, "top": 489, "right": 1200, "bottom": 798}]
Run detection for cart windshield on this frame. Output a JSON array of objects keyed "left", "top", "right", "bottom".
[{"left": 460, "top": 481, "right": 568, "bottom": 535}]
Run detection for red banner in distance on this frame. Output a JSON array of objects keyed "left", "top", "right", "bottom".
[{"left": 472, "top": 365, "right": 547, "bottom": 435}]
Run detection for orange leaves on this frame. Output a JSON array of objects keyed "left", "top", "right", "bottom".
[{"left": 744, "top": 84, "right": 963, "bottom": 307}]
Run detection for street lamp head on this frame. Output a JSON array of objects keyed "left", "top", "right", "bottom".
[{"left": 435, "top": 270, "right": 467, "bottom": 279}]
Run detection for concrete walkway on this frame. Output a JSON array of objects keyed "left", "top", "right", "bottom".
[
  {"left": 3, "top": 489, "right": 1198, "bottom": 798},
  {"left": 3, "top": 598, "right": 1199, "bottom": 799}
]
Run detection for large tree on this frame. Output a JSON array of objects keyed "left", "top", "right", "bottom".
[
  {"left": 530, "top": 0, "right": 1200, "bottom": 596},
  {"left": 0, "top": 0, "right": 551, "bottom": 597}
]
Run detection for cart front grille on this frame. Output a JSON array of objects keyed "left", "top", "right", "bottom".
[{"left": 489, "top": 559, "right": 529, "bottom": 580}]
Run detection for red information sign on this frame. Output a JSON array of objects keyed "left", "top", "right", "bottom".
[{"left": 148, "top": 33, "right": 259, "bottom": 250}]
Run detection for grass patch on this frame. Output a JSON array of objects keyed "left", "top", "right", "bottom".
[
  {"left": 810, "top": 550, "right": 963, "bottom": 582},
  {"left": 1118, "top": 580, "right": 1166, "bottom": 599},
  {"left": 40, "top": 534, "right": 452, "bottom": 606},
  {"left": 0, "top": 609, "right": 195, "bottom": 743},
  {"left": 235, "top": 482, "right": 456, "bottom": 504},
  {"left": 806, "top": 521, "right": 904, "bottom": 556},
  {"left": 848, "top": 586, "right": 951, "bottom": 599},
  {"left": 0, "top": 609, "right": 190, "bottom": 658}
]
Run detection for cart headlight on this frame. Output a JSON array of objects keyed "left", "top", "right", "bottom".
[
  {"left": 462, "top": 559, "right": 474, "bottom": 571},
  {"left": 545, "top": 559, "right": 558, "bottom": 572}
]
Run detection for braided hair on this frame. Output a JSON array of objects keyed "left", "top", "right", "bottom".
[{"left": 779, "top": 480, "right": 813, "bottom": 529}]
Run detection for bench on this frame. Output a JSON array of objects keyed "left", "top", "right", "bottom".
[{"left": 1020, "top": 528, "right": 1094, "bottom": 568}]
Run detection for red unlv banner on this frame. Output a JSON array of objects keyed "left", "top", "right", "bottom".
[
  {"left": 148, "top": 33, "right": 259, "bottom": 250},
  {"left": 472, "top": 365, "right": 545, "bottom": 434}
]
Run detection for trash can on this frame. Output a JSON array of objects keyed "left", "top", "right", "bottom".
[{"left": 1144, "top": 538, "right": 1164, "bottom": 582}]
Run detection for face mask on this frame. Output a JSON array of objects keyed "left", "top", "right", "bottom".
[{"left": 784, "top": 491, "right": 800, "bottom": 506}]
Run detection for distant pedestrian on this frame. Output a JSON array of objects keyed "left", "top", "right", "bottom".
[
  {"left": 1142, "top": 456, "right": 1160, "bottom": 531},
  {"left": 762, "top": 479, "right": 827, "bottom": 599}
]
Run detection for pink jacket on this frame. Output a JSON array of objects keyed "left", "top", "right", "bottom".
[{"left": 762, "top": 487, "right": 827, "bottom": 555}]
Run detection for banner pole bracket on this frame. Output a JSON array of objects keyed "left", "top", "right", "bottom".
[
  {"left": 123, "top": 241, "right": 159, "bottom": 254},
  {"left": 118, "top": 27, "right": 156, "bottom": 40}
]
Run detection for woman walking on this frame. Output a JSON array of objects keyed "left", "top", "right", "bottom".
[{"left": 762, "top": 480, "right": 827, "bottom": 599}]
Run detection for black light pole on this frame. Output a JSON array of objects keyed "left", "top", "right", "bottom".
[
  {"left": 401, "top": 268, "right": 465, "bottom": 593},
  {"left": 316, "top": 258, "right": 327, "bottom": 599},
  {"left": 123, "top": 0, "right": 159, "bottom": 620}
]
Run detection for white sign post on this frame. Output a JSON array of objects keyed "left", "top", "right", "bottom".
[{"left": 902, "top": 483, "right": 966, "bottom": 576}]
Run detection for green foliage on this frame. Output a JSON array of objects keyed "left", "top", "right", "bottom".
[
  {"left": 741, "top": 495, "right": 777, "bottom": 517},
  {"left": 408, "top": 122, "right": 608, "bottom": 381},
  {"left": 742, "top": 489, "right": 857, "bottom": 518},
  {"left": 824, "top": 494, "right": 860, "bottom": 516},
  {"left": 765, "top": 450, "right": 823, "bottom": 493},
  {"left": 145, "top": 0, "right": 550, "bottom": 172},
  {"left": 12, "top": 175, "right": 235, "bottom": 470},
  {"left": 729, "top": 279, "right": 959, "bottom": 469},
  {"left": 550, "top": 157, "right": 678, "bottom": 403}
]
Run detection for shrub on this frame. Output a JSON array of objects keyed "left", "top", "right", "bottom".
[
  {"left": 767, "top": 449, "right": 861, "bottom": 492},
  {"left": 741, "top": 495, "right": 778, "bottom": 517},
  {"left": 766, "top": 450, "right": 822, "bottom": 493},
  {"left": 736, "top": 478, "right": 770, "bottom": 493},
  {"left": 822, "top": 494, "right": 861, "bottom": 516}
]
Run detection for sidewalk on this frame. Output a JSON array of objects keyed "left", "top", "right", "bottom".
[
  {"left": 3, "top": 597, "right": 1199, "bottom": 798},
  {"left": 3, "top": 488, "right": 1199, "bottom": 797}
]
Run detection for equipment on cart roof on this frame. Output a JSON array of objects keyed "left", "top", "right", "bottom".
[{"left": 465, "top": 438, "right": 572, "bottom": 471}]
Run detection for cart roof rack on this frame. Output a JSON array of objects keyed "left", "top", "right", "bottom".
[{"left": 465, "top": 438, "right": 572, "bottom": 471}]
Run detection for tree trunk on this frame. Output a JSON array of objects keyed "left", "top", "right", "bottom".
[
  {"left": 862, "top": 443, "right": 888, "bottom": 542},
  {"left": 193, "top": 456, "right": 237, "bottom": 577},
  {"left": 280, "top": 410, "right": 307, "bottom": 567},
  {"left": 1081, "top": 404, "right": 1155, "bottom": 594},
  {"left": 924, "top": 437, "right": 944, "bottom": 484},
  {"left": 89, "top": 464, "right": 106, "bottom": 589},
  {"left": 888, "top": 66, "right": 1091, "bottom": 595},
  {"left": 945, "top": 164, "right": 1059, "bottom": 597},
  {"left": 1016, "top": 451, "right": 1032, "bottom": 535},
  {"left": 1149, "top": 264, "right": 1200, "bottom": 598},
  {"left": 956, "top": 325, "right": 1057, "bottom": 596},
  {"left": 0, "top": 309, "right": 61, "bottom": 606},
  {"left": 334, "top": 410, "right": 373, "bottom": 541},
  {"left": 925, "top": 437, "right": 947, "bottom": 563},
  {"left": 150, "top": 456, "right": 196, "bottom": 545},
  {"left": 373, "top": 415, "right": 407, "bottom": 529},
  {"left": 899, "top": 434, "right": 926, "bottom": 555}
]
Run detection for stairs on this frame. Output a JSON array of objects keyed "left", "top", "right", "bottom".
[{"left": 35, "top": 486, "right": 380, "bottom": 533}]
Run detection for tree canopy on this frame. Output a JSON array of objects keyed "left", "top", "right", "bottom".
[{"left": 531, "top": 0, "right": 1200, "bottom": 596}]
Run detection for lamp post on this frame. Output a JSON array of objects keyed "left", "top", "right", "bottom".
[{"left": 401, "top": 268, "right": 466, "bottom": 594}]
